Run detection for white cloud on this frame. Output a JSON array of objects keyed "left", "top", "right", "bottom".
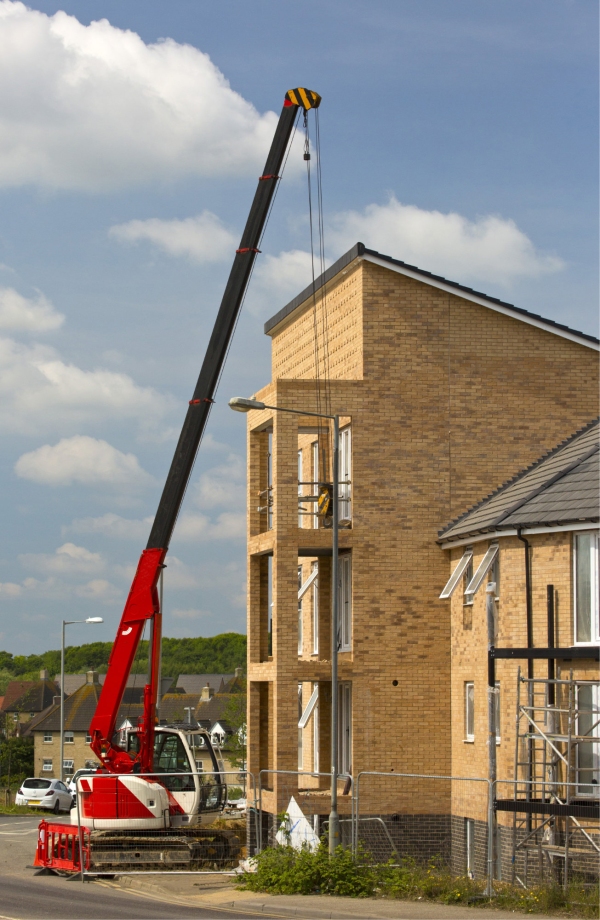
[
  {"left": 0, "top": 2, "right": 282, "bottom": 190},
  {"left": 0, "top": 581, "right": 22, "bottom": 597},
  {"left": 0, "top": 287, "right": 64, "bottom": 331},
  {"left": 0, "top": 336, "right": 170, "bottom": 435},
  {"left": 161, "top": 555, "right": 198, "bottom": 590},
  {"left": 66, "top": 512, "right": 154, "bottom": 540},
  {"left": 176, "top": 511, "right": 245, "bottom": 542},
  {"left": 171, "top": 607, "right": 211, "bottom": 621},
  {"left": 19, "top": 541, "right": 104, "bottom": 575},
  {"left": 110, "top": 212, "right": 236, "bottom": 263},
  {"left": 75, "top": 578, "right": 122, "bottom": 602},
  {"left": 15, "top": 435, "right": 154, "bottom": 488},
  {"left": 328, "top": 196, "right": 564, "bottom": 285},
  {"left": 247, "top": 249, "right": 328, "bottom": 316},
  {"left": 192, "top": 454, "right": 245, "bottom": 511}
]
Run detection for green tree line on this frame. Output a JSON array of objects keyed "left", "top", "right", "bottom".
[{"left": 0, "top": 633, "right": 246, "bottom": 694}]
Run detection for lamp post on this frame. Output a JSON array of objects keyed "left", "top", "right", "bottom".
[
  {"left": 229, "top": 396, "right": 341, "bottom": 854},
  {"left": 60, "top": 617, "right": 103, "bottom": 782}
]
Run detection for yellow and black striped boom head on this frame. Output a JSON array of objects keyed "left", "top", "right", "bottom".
[{"left": 285, "top": 88, "right": 321, "bottom": 110}]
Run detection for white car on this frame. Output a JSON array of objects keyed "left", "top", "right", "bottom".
[
  {"left": 15, "top": 778, "right": 73, "bottom": 814},
  {"left": 67, "top": 768, "right": 98, "bottom": 800}
]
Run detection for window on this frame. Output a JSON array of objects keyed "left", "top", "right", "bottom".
[
  {"left": 298, "top": 684, "right": 303, "bottom": 770},
  {"left": 195, "top": 761, "right": 204, "bottom": 773},
  {"left": 338, "top": 682, "right": 352, "bottom": 775},
  {"left": 574, "top": 532, "right": 599, "bottom": 644},
  {"left": 268, "top": 554, "right": 273, "bottom": 657},
  {"left": 465, "top": 682, "right": 475, "bottom": 741},
  {"left": 298, "top": 448, "right": 303, "bottom": 528},
  {"left": 439, "top": 548, "right": 473, "bottom": 599},
  {"left": 12, "top": 713, "right": 18, "bottom": 722},
  {"left": 464, "top": 556, "right": 474, "bottom": 609},
  {"left": 313, "top": 693, "right": 319, "bottom": 773},
  {"left": 42, "top": 759, "right": 52, "bottom": 772},
  {"left": 465, "top": 544, "right": 499, "bottom": 597},
  {"left": 29, "top": 712, "right": 35, "bottom": 719},
  {"left": 312, "top": 562, "right": 319, "bottom": 655},
  {"left": 494, "top": 683, "right": 501, "bottom": 743},
  {"left": 44, "top": 731, "right": 52, "bottom": 743},
  {"left": 339, "top": 427, "right": 351, "bottom": 521},
  {"left": 85, "top": 733, "right": 92, "bottom": 744},
  {"left": 298, "top": 565, "right": 303, "bottom": 655},
  {"left": 64, "top": 731, "right": 74, "bottom": 744},
  {"left": 465, "top": 818, "right": 475, "bottom": 878},
  {"left": 339, "top": 554, "right": 352, "bottom": 651},
  {"left": 577, "top": 683, "right": 599, "bottom": 795},
  {"left": 63, "top": 759, "right": 74, "bottom": 773},
  {"left": 267, "top": 431, "right": 273, "bottom": 530},
  {"left": 312, "top": 441, "right": 319, "bottom": 529}
]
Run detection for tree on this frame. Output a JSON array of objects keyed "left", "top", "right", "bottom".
[{"left": 223, "top": 686, "right": 247, "bottom": 771}]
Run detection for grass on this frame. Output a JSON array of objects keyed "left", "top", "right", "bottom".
[
  {"left": 237, "top": 843, "right": 600, "bottom": 918},
  {"left": 0, "top": 803, "right": 50, "bottom": 816}
]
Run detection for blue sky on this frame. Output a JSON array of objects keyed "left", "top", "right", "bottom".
[{"left": 0, "top": 0, "right": 596, "bottom": 654}]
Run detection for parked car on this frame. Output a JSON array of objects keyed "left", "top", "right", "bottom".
[
  {"left": 67, "top": 768, "right": 99, "bottom": 803},
  {"left": 15, "top": 778, "right": 73, "bottom": 814}
]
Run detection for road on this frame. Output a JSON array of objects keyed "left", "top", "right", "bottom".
[{"left": 0, "top": 816, "right": 275, "bottom": 919}]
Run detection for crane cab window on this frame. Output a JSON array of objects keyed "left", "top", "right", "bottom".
[{"left": 153, "top": 732, "right": 195, "bottom": 790}]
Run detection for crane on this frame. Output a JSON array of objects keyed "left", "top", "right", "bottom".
[{"left": 34, "top": 87, "right": 321, "bottom": 873}]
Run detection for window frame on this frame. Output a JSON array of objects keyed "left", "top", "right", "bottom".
[
  {"left": 43, "top": 731, "right": 53, "bottom": 743},
  {"left": 64, "top": 731, "right": 74, "bottom": 744},
  {"left": 338, "top": 681, "right": 352, "bottom": 775},
  {"left": 573, "top": 531, "right": 599, "bottom": 645},
  {"left": 312, "top": 561, "right": 319, "bottom": 655},
  {"left": 298, "top": 565, "right": 303, "bottom": 656},
  {"left": 312, "top": 440, "right": 319, "bottom": 529},
  {"left": 62, "top": 759, "right": 74, "bottom": 774},
  {"left": 339, "top": 553, "right": 352, "bottom": 652},
  {"left": 339, "top": 426, "right": 352, "bottom": 522},
  {"left": 42, "top": 759, "right": 53, "bottom": 772},
  {"left": 465, "top": 681, "right": 475, "bottom": 742},
  {"left": 576, "top": 682, "right": 599, "bottom": 796}
]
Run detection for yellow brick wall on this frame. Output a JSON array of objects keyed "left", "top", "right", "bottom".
[{"left": 246, "top": 255, "right": 599, "bottom": 814}]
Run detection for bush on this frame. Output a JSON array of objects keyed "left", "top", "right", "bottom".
[{"left": 238, "top": 845, "right": 600, "bottom": 917}]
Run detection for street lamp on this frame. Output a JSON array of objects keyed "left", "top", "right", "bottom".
[
  {"left": 60, "top": 617, "right": 103, "bottom": 782},
  {"left": 229, "top": 396, "right": 341, "bottom": 854}
]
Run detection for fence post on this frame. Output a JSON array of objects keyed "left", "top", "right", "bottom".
[{"left": 485, "top": 779, "right": 495, "bottom": 896}]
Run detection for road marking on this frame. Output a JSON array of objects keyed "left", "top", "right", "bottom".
[{"left": 94, "top": 879, "right": 288, "bottom": 918}]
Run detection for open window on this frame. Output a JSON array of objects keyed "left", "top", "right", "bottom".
[
  {"left": 339, "top": 554, "right": 352, "bottom": 651},
  {"left": 439, "top": 549, "right": 473, "bottom": 599},
  {"left": 465, "top": 682, "right": 475, "bottom": 741},
  {"left": 574, "top": 532, "right": 599, "bottom": 644},
  {"left": 339, "top": 426, "right": 352, "bottom": 522},
  {"left": 464, "top": 544, "right": 499, "bottom": 597}
]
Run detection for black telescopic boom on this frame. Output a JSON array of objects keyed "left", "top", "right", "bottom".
[{"left": 147, "top": 89, "right": 320, "bottom": 551}]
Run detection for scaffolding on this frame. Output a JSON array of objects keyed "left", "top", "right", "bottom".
[{"left": 507, "top": 668, "right": 599, "bottom": 888}]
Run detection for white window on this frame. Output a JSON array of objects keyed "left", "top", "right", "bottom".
[
  {"left": 464, "top": 556, "right": 474, "bottom": 606},
  {"left": 465, "top": 544, "right": 499, "bottom": 597},
  {"left": 574, "top": 532, "right": 599, "bottom": 644},
  {"left": 267, "top": 431, "right": 273, "bottom": 530},
  {"left": 63, "top": 759, "right": 74, "bottom": 773},
  {"left": 494, "top": 683, "right": 501, "bottom": 743},
  {"left": 339, "top": 427, "right": 351, "bottom": 521},
  {"left": 312, "top": 562, "right": 319, "bottom": 655},
  {"left": 312, "top": 441, "right": 319, "bottom": 529},
  {"left": 439, "top": 549, "right": 473, "bottom": 599},
  {"left": 85, "top": 733, "right": 92, "bottom": 743},
  {"left": 44, "top": 731, "right": 52, "bottom": 743},
  {"left": 298, "top": 566, "right": 303, "bottom": 656},
  {"left": 465, "top": 818, "right": 475, "bottom": 878},
  {"left": 195, "top": 761, "right": 204, "bottom": 773},
  {"left": 42, "top": 759, "right": 52, "bottom": 772},
  {"left": 465, "top": 682, "right": 475, "bottom": 741},
  {"left": 64, "top": 731, "right": 74, "bottom": 744},
  {"left": 313, "top": 694, "right": 319, "bottom": 773},
  {"left": 298, "top": 683, "right": 303, "bottom": 770},
  {"left": 12, "top": 713, "right": 18, "bottom": 722},
  {"left": 298, "top": 448, "right": 303, "bottom": 528},
  {"left": 577, "top": 683, "right": 599, "bottom": 796},
  {"left": 339, "top": 554, "right": 352, "bottom": 651},
  {"left": 267, "top": 554, "right": 273, "bottom": 657},
  {"left": 338, "top": 682, "right": 352, "bottom": 775}
]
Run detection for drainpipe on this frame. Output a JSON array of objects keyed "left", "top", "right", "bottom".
[{"left": 517, "top": 529, "right": 533, "bottom": 679}]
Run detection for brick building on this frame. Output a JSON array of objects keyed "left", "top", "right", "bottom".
[
  {"left": 439, "top": 419, "right": 599, "bottom": 880},
  {"left": 242, "top": 243, "right": 599, "bottom": 834}
]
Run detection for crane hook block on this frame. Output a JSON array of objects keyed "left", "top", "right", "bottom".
[{"left": 285, "top": 88, "right": 321, "bottom": 110}]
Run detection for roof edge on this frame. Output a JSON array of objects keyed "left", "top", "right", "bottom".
[
  {"left": 263, "top": 243, "right": 599, "bottom": 347},
  {"left": 438, "top": 417, "right": 600, "bottom": 539}
]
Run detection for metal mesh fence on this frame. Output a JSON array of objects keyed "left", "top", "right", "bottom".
[
  {"left": 74, "top": 770, "right": 255, "bottom": 876},
  {"left": 355, "top": 772, "right": 492, "bottom": 880},
  {"left": 258, "top": 770, "right": 353, "bottom": 851},
  {"left": 494, "top": 779, "right": 600, "bottom": 890}
]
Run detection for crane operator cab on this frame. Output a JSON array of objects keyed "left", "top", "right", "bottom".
[{"left": 124, "top": 725, "right": 226, "bottom": 827}]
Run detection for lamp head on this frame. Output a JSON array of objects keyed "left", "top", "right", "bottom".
[
  {"left": 86, "top": 617, "right": 104, "bottom": 624},
  {"left": 228, "top": 396, "right": 266, "bottom": 413}
]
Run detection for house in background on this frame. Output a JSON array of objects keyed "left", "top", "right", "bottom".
[
  {"left": 439, "top": 418, "right": 599, "bottom": 881},
  {"left": 1, "top": 670, "right": 60, "bottom": 738},
  {"left": 242, "top": 242, "right": 598, "bottom": 843}
]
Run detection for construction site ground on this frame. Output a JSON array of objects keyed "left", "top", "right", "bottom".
[{"left": 0, "top": 815, "right": 559, "bottom": 919}]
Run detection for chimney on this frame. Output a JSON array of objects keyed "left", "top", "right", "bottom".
[
  {"left": 40, "top": 668, "right": 49, "bottom": 680},
  {"left": 53, "top": 695, "right": 61, "bottom": 707},
  {"left": 234, "top": 667, "right": 242, "bottom": 679},
  {"left": 200, "top": 682, "right": 213, "bottom": 701},
  {"left": 86, "top": 670, "right": 99, "bottom": 684}
]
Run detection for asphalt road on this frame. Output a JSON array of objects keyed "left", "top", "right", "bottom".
[{"left": 0, "top": 816, "right": 271, "bottom": 920}]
